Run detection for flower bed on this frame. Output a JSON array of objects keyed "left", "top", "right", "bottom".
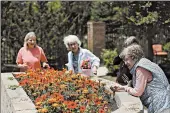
[{"left": 14, "top": 69, "right": 114, "bottom": 113}]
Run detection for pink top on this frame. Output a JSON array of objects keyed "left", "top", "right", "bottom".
[
  {"left": 16, "top": 46, "right": 48, "bottom": 72},
  {"left": 124, "top": 67, "right": 152, "bottom": 96}
]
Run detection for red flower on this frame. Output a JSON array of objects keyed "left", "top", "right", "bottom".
[
  {"left": 99, "top": 108, "right": 105, "bottom": 113},
  {"left": 81, "top": 59, "right": 91, "bottom": 69},
  {"left": 80, "top": 106, "right": 86, "bottom": 112}
]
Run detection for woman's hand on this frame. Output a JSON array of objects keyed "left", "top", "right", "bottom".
[
  {"left": 111, "top": 83, "right": 126, "bottom": 91},
  {"left": 18, "top": 63, "right": 28, "bottom": 70},
  {"left": 43, "top": 62, "right": 50, "bottom": 69},
  {"left": 92, "top": 66, "right": 98, "bottom": 75}
]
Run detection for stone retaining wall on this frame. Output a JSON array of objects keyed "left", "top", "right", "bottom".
[
  {"left": 1, "top": 73, "right": 144, "bottom": 113},
  {"left": 1, "top": 73, "right": 37, "bottom": 113}
]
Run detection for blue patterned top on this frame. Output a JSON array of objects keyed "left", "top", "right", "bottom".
[
  {"left": 130, "top": 58, "right": 170, "bottom": 113},
  {"left": 72, "top": 53, "right": 79, "bottom": 74}
]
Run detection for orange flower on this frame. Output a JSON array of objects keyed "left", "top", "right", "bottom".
[
  {"left": 15, "top": 68, "right": 113, "bottom": 112},
  {"left": 48, "top": 98, "right": 56, "bottom": 104},
  {"left": 63, "top": 101, "right": 70, "bottom": 106},
  {"left": 56, "top": 95, "right": 64, "bottom": 102},
  {"left": 95, "top": 98, "right": 101, "bottom": 105},
  {"left": 35, "top": 105, "right": 42, "bottom": 109},
  {"left": 67, "top": 101, "right": 77, "bottom": 109},
  {"left": 69, "top": 70, "right": 73, "bottom": 75}
]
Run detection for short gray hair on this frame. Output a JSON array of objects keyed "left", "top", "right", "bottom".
[
  {"left": 123, "top": 36, "right": 139, "bottom": 47},
  {"left": 120, "top": 44, "right": 144, "bottom": 61},
  {"left": 63, "top": 35, "right": 81, "bottom": 49}
]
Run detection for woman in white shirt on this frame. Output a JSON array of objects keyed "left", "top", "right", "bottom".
[{"left": 63, "top": 35, "right": 100, "bottom": 76}]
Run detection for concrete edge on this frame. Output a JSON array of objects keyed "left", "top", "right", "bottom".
[
  {"left": 91, "top": 77, "right": 144, "bottom": 113},
  {"left": 1, "top": 73, "right": 37, "bottom": 113},
  {"left": 1, "top": 73, "right": 145, "bottom": 113}
]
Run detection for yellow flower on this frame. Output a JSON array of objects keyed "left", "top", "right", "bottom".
[
  {"left": 82, "top": 89, "right": 88, "bottom": 94},
  {"left": 60, "top": 84, "right": 67, "bottom": 89},
  {"left": 52, "top": 103, "right": 59, "bottom": 108},
  {"left": 35, "top": 102, "right": 42, "bottom": 106},
  {"left": 48, "top": 98, "right": 56, "bottom": 104},
  {"left": 103, "top": 101, "right": 108, "bottom": 104},
  {"left": 32, "top": 93, "right": 37, "bottom": 96},
  {"left": 38, "top": 108, "right": 48, "bottom": 113},
  {"left": 65, "top": 71, "right": 70, "bottom": 75},
  {"left": 99, "top": 96, "right": 103, "bottom": 100}
]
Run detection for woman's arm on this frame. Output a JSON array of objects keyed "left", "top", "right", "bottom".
[
  {"left": 85, "top": 49, "right": 100, "bottom": 75},
  {"left": 123, "top": 67, "right": 152, "bottom": 96},
  {"left": 16, "top": 49, "right": 23, "bottom": 65},
  {"left": 85, "top": 49, "right": 100, "bottom": 68},
  {"left": 16, "top": 49, "right": 28, "bottom": 70},
  {"left": 67, "top": 52, "right": 74, "bottom": 71},
  {"left": 39, "top": 47, "right": 50, "bottom": 68},
  {"left": 40, "top": 47, "right": 48, "bottom": 63}
]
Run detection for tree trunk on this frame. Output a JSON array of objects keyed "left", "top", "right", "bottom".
[
  {"left": 146, "top": 25, "right": 155, "bottom": 61},
  {"left": 147, "top": 36, "right": 153, "bottom": 61}
]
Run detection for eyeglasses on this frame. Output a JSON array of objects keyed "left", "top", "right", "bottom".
[{"left": 68, "top": 42, "right": 77, "bottom": 47}]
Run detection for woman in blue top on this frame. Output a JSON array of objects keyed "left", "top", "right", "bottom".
[{"left": 63, "top": 35, "right": 100, "bottom": 76}]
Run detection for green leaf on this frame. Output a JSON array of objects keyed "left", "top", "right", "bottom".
[{"left": 8, "top": 85, "right": 19, "bottom": 90}]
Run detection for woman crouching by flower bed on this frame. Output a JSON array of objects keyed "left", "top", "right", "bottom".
[{"left": 14, "top": 68, "right": 114, "bottom": 113}]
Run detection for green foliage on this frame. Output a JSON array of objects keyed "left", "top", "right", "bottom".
[
  {"left": 32, "top": 2, "right": 39, "bottom": 13},
  {"left": 8, "top": 77, "right": 14, "bottom": 80},
  {"left": 163, "top": 42, "right": 170, "bottom": 52},
  {"left": 163, "top": 42, "right": 170, "bottom": 60},
  {"left": 90, "top": 1, "right": 128, "bottom": 22},
  {"left": 127, "top": 11, "right": 158, "bottom": 25},
  {"left": 2, "top": 1, "right": 170, "bottom": 70},
  {"left": 8, "top": 85, "right": 19, "bottom": 90},
  {"left": 101, "top": 49, "right": 119, "bottom": 72},
  {"left": 47, "top": 1, "right": 61, "bottom": 12},
  {"left": 164, "top": 18, "right": 170, "bottom": 24}
]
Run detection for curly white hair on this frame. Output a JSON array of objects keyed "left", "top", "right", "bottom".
[{"left": 63, "top": 35, "right": 81, "bottom": 49}]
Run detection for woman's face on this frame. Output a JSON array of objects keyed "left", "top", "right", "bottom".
[
  {"left": 124, "top": 55, "right": 136, "bottom": 70},
  {"left": 27, "top": 36, "right": 36, "bottom": 48},
  {"left": 68, "top": 42, "right": 79, "bottom": 53}
]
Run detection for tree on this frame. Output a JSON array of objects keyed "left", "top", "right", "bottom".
[
  {"left": 1, "top": 1, "right": 93, "bottom": 70},
  {"left": 126, "top": 1, "right": 170, "bottom": 60}
]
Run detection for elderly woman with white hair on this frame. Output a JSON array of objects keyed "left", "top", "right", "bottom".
[
  {"left": 16, "top": 32, "right": 50, "bottom": 72},
  {"left": 63, "top": 35, "right": 100, "bottom": 76},
  {"left": 112, "top": 44, "right": 170, "bottom": 113}
]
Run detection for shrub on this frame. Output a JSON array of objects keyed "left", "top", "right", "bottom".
[
  {"left": 163, "top": 42, "right": 170, "bottom": 60},
  {"left": 101, "top": 49, "right": 119, "bottom": 73},
  {"left": 163, "top": 42, "right": 170, "bottom": 52}
]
